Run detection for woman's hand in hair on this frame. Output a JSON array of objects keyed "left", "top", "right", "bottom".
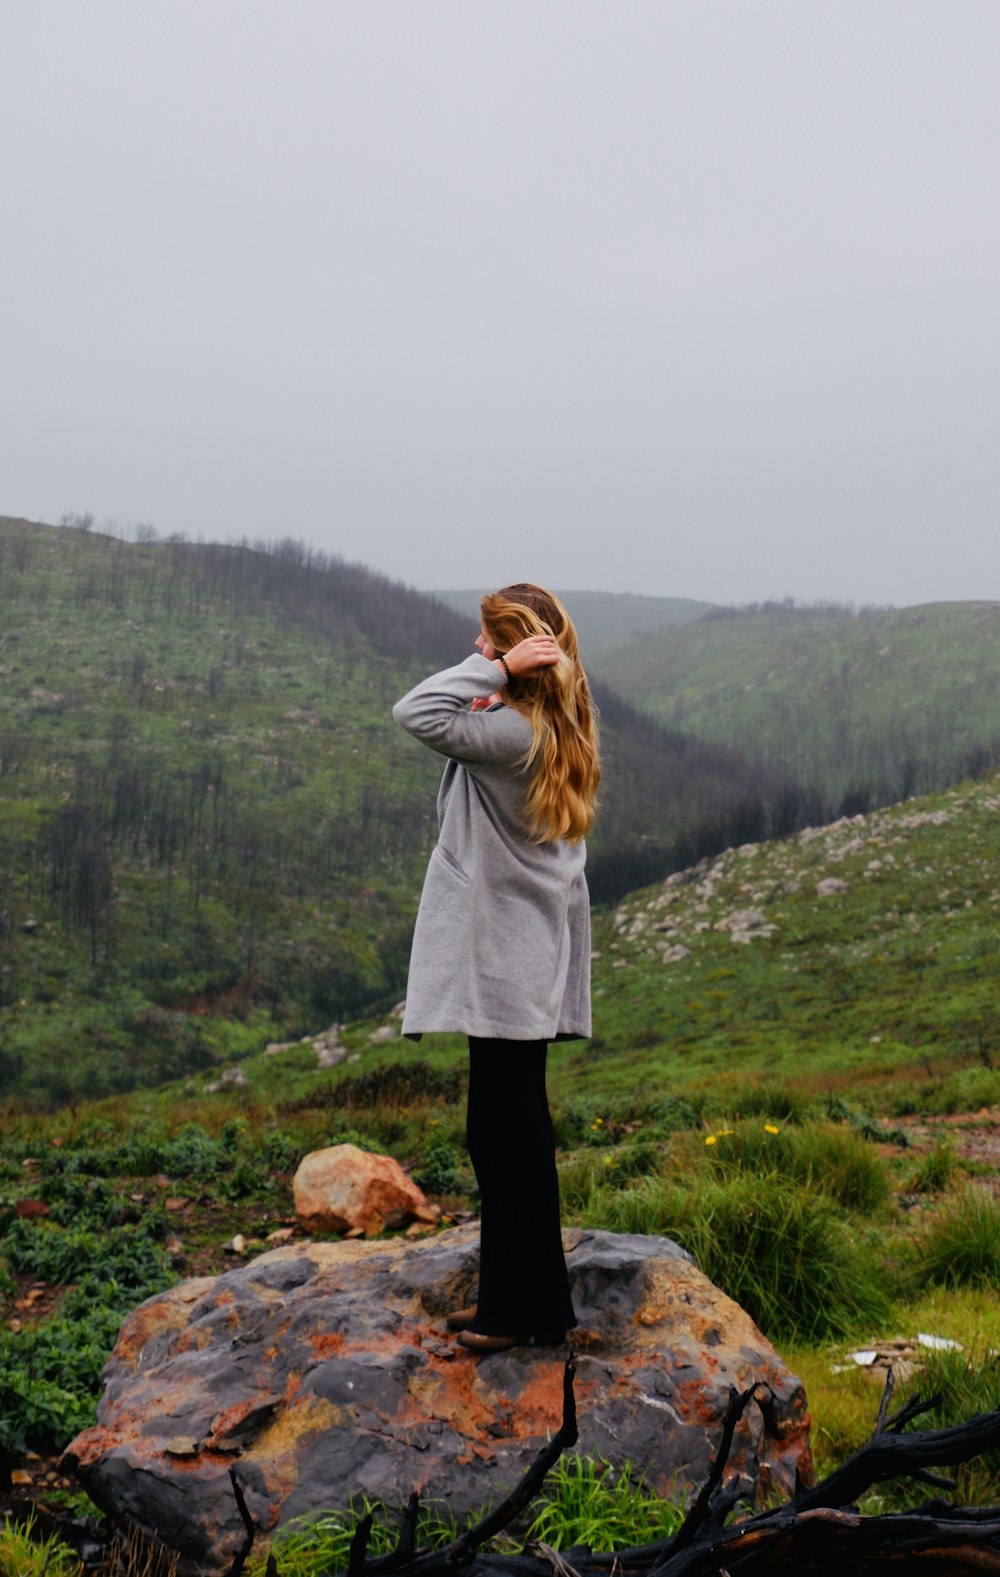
[{"left": 500, "top": 634, "right": 562, "bottom": 675}]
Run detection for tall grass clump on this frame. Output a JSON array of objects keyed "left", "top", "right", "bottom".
[
  {"left": 914, "top": 1185, "right": 1000, "bottom": 1290},
  {"left": 525, "top": 1455, "right": 685, "bottom": 1549},
  {"left": 698, "top": 1119, "right": 890, "bottom": 1215},
  {"left": 582, "top": 1171, "right": 892, "bottom": 1342},
  {"left": 0, "top": 1512, "right": 79, "bottom": 1577},
  {"left": 908, "top": 1136, "right": 960, "bottom": 1195}
]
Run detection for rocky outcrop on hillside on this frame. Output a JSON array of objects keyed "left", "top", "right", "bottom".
[
  {"left": 606, "top": 781, "right": 1000, "bottom": 974},
  {"left": 65, "top": 1225, "right": 812, "bottom": 1574}
]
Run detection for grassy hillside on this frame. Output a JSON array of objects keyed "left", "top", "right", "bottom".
[
  {"left": 434, "top": 588, "right": 716, "bottom": 661},
  {"left": 0, "top": 518, "right": 786, "bottom": 1104},
  {"left": 4, "top": 771, "right": 1000, "bottom": 1545},
  {"left": 598, "top": 602, "right": 1000, "bottom": 809}
]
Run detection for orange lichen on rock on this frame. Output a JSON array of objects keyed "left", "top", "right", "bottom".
[{"left": 108, "top": 1276, "right": 216, "bottom": 1367}]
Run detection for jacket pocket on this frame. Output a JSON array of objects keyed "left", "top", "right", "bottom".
[{"left": 432, "top": 844, "right": 469, "bottom": 885}]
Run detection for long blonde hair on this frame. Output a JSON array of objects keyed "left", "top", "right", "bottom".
[{"left": 481, "top": 583, "right": 600, "bottom": 843}]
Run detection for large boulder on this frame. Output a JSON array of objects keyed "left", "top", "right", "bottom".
[
  {"left": 65, "top": 1225, "right": 812, "bottom": 1574},
  {"left": 292, "top": 1143, "right": 435, "bottom": 1235}
]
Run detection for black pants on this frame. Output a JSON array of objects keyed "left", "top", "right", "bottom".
[{"left": 465, "top": 1036, "right": 576, "bottom": 1337}]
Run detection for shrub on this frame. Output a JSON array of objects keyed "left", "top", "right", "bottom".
[
  {"left": 414, "top": 1136, "right": 464, "bottom": 1196},
  {"left": 914, "top": 1186, "right": 1000, "bottom": 1290}
]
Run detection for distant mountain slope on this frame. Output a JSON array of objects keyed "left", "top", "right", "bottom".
[
  {"left": 433, "top": 588, "right": 716, "bottom": 661},
  {"left": 599, "top": 602, "right": 1000, "bottom": 809},
  {"left": 0, "top": 518, "right": 792, "bottom": 1103}
]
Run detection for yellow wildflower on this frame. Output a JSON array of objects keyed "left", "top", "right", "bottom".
[
  {"left": 764, "top": 1123, "right": 780, "bottom": 1134},
  {"left": 705, "top": 1134, "right": 717, "bottom": 1145}
]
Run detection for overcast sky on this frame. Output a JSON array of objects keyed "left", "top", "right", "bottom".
[{"left": 2, "top": 2, "right": 997, "bottom": 608}]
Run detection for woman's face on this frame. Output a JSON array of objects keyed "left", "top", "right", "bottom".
[{"left": 476, "top": 627, "right": 497, "bottom": 661}]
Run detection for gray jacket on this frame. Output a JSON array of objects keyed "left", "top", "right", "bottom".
[{"left": 393, "top": 654, "right": 591, "bottom": 1041}]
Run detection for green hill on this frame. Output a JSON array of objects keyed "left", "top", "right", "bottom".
[
  {"left": 598, "top": 602, "right": 1000, "bottom": 810},
  {"left": 433, "top": 588, "right": 716, "bottom": 661},
  {"left": 0, "top": 518, "right": 787, "bottom": 1104}
]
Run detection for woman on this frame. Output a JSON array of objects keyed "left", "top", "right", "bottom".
[{"left": 392, "top": 583, "right": 599, "bottom": 1353}]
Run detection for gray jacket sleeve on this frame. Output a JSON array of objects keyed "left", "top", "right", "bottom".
[{"left": 393, "top": 654, "right": 532, "bottom": 766}]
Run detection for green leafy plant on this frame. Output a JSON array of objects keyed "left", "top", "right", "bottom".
[{"left": 414, "top": 1135, "right": 464, "bottom": 1196}]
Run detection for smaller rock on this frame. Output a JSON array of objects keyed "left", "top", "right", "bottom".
[
  {"left": 224, "top": 1235, "right": 247, "bottom": 1256},
  {"left": 412, "top": 1203, "right": 442, "bottom": 1224},
  {"left": 293, "top": 1144, "right": 431, "bottom": 1236},
  {"left": 369, "top": 1024, "right": 396, "bottom": 1045}
]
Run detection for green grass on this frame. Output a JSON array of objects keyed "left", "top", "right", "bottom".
[{"left": 0, "top": 1512, "right": 80, "bottom": 1577}]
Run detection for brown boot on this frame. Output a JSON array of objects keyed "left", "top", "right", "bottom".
[{"left": 445, "top": 1306, "right": 478, "bottom": 1332}]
